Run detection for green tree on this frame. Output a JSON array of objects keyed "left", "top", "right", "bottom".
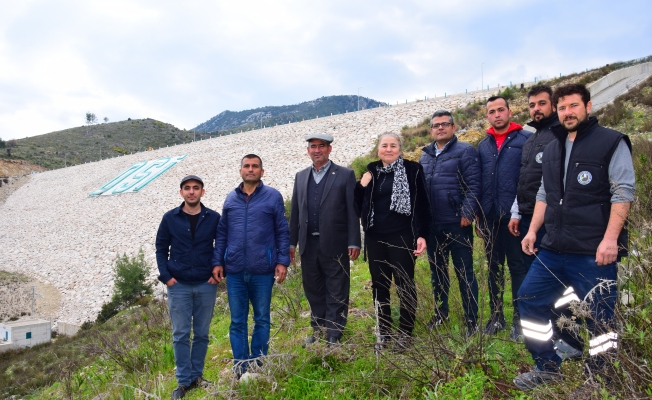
[
  {"left": 112, "top": 248, "right": 153, "bottom": 308},
  {"left": 85, "top": 112, "right": 97, "bottom": 136},
  {"left": 0, "top": 137, "right": 5, "bottom": 148}
]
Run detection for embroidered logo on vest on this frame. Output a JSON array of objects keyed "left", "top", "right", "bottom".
[
  {"left": 577, "top": 171, "right": 592, "bottom": 185},
  {"left": 535, "top": 152, "right": 543, "bottom": 163}
]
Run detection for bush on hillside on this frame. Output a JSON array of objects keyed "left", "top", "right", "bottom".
[{"left": 112, "top": 249, "right": 153, "bottom": 308}]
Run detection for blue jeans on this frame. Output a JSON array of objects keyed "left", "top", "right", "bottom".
[
  {"left": 518, "top": 249, "right": 617, "bottom": 372},
  {"left": 427, "top": 223, "right": 478, "bottom": 326},
  {"left": 226, "top": 271, "right": 275, "bottom": 374},
  {"left": 167, "top": 281, "right": 218, "bottom": 386}
]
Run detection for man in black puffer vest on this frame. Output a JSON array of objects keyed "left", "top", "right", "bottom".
[
  {"left": 477, "top": 96, "right": 531, "bottom": 338},
  {"left": 513, "top": 84, "right": 635, "bottom": 392},
  {"left": 508, "top": 85, "right": 584, "bottom": 357}
]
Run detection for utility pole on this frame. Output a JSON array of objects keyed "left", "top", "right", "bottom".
[
  {"left": 481, "top": 63, "right": 484, "bottom": 92},
  {"left": 358, "top": 87, "right": 363, "bottom": 111}
]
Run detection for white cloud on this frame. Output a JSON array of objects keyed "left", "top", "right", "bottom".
[{"left": 0, "top": 0, "right": 650, "bottom": 140}]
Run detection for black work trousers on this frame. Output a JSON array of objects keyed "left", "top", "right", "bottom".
[
  {"left": 366, "top": 229, "right": 417, "bottom": 336},
  {"left": 301, "top": 236, "right": 350, "bottom": 339}
]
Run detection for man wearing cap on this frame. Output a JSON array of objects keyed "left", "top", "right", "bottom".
[
  {"left": 290, "top": 133, "right": 361, "bottom": 346},
  {"left": 155, "top": 175, "right": 221, "bottom": 399}
]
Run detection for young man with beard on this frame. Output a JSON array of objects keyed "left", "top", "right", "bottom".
[
  {"left": 212, "top": 154, "right": 290, "bottom": 378},
  {"left": 155, "top": 175, "right": 221, "bottom": 399},
  {"left": 514, "top": 84, "right": 634, "bottom": 393},
  {"left": 507, "top": 85, "right": 584, "bottom": 355},
  {"left": 477, "top": 96, "right": 531, "bottom": 338}
]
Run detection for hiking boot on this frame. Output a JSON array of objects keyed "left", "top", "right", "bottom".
[
  {"left": 171, "top": 384, "right": 189, "bottom": 400},
  {"left": 427, "top": 314, "right": 449, "bottom": 330},
  {"left": 188, "top": 376, "right": 211, "bottom": 390},
  {"left": 510, "top": 325, "right": 524, "bottom": 342},
  {"left": 327, "top": 336, "right": 341, "bottom": 348},
  {"left": 554, "top": 338, "right": 583, "bottom": 361},
  {"left": 513, "top": 367, "right": 562, "bottom": 391},
  {"left": 483, "top": 319, "right": 505, "bottom": 335}
]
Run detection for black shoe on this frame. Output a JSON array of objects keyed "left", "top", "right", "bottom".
[
  {"left": 466, "top": 321, "right": 479, "bottom": 337},
  {"left": 513, "top": 367, "right": 562, "bottom": 391},
  {"left": 483, "top": 319, "right": 505, "bottom": 335},
  {"left": 327, "top": 336, "right": 341, "bottom": 347},
  {"left": 188, "top": 376, "right": 210, "bottom": 390},
  {"left": 392, "top": 335, "right": 413, "bottom": 353},
  {"left": 509, "top": 325, "right": 524, "bottom": 342},
  {"left": 554, "top": 339, "right": 583, "bottom": 361},
  {"left": 303, "top": 334, "right": 320, "bottom": 347},
  {"left": 171, "top": 385, "right": 189, "bottom": 400},
  {"left": 427, "top": 314, "right": 449, "bottom": 329},
  {"left": 374, "top": 334, "right": 391, "bottom": 351}
]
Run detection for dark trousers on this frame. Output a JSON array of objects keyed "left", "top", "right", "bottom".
[
  {"left": 518, "top": 249, "right": 617, "bottom": 373},
  {"left": 427, "top": 223, "right": 478, "bottom": 326},
  {"left": 301, "top": 236, "right": 350, "bottom": 339},
  {"left": 366, "top": 230, "right": 417, "bottom": 336},
  {"left": 483, "top": 217, "right": 528, "bottom": 325},
  {"left": 520, "top": 214, "right": 583, "bottom": 350}
]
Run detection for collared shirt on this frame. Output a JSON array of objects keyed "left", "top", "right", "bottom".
[
  {"left": 435, "top": 140, "right": 453, "bottom": 157},
  {"left": 237, "top": 181, "right": 262, "bottom": 203},
  {"left": 311, "top": 160, "right": 332, "bottom": 184}
]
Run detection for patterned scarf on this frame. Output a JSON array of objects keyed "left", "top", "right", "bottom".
[{"left": 369, "top": 157, "right": 411, "bottom": 227}]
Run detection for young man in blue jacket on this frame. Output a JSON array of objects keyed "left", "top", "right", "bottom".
[
  {"left": 155, "top": 175, "right": 221, "bottom": 400},
  {"left": 212, "top": 154, "right": 290, "bottom": 378},
  {"left": 420, "top": 110, "right": 481, "bottom": 336},
  {"left": 477, "top": 96, "right": 531, "bottom": 338}
]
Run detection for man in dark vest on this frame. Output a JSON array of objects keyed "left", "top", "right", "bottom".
[
  {"left": 507, "top": 85, "right": 584, "bottom": 357},
  {"left": 477, "top": 96, "right": 531, "bottom": 338},
  {"left": 290, "top": 133, "right": 361, "bottom": 346},
  {"left": 513, "top": 84, "right": 635, "bottom": 392}
]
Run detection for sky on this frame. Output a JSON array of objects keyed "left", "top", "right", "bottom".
[{"left": 1, "top": 0, "right": 650, "bottom": 140}]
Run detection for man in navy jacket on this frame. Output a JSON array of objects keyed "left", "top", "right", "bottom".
[
  {"left": 212, "top": 154, "right": 290, "bottom": 378},
  {"left": 155, "top": 175, "right": 221, "bottom": 399},
  {"left": 477, "top": 96, "right": 531, "bottom": 339},
  {"left": 420, "top": 110, "right": 481, "bottom": 335}
]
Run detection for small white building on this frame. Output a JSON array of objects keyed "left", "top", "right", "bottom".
[{"left": 0, "top": 319, "right": 51, "bottom": 352}]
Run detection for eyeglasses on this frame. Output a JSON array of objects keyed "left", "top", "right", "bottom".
[{"left": 431, "top": 122, "right": 453, "bottom": 129}]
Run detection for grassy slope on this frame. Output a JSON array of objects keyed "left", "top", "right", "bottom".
[{"left": 0, "top": 118, "right": 203, "bottom": 170}]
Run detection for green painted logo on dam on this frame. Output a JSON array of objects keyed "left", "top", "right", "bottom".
[{"left": 89, "top": 155, "right": 187, "bottom": 196}]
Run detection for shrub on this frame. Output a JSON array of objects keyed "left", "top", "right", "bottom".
[
  {"left": 112, "top": 249, "right": 153, "bottom": 309},
  {"left": 349, "top": 155, "right": 378, "bottom": 179}
]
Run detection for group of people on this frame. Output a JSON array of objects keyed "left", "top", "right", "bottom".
[{"left": 155, "top": 82, "right": 634, "bottom": 398}]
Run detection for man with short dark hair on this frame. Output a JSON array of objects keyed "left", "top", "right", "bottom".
[
  {"left": 212, "top": 154, "right": 290, "bottom": 378},
  {"left": 514, "top": 84, "right": 634, "bottom": 392},
  {"left": 477, "top": 96, "right": 531, "bottom": 337},
  {"left": 156, "top": 175, "right": 221, "bottom": 399},
  {"left": 290, "top": 133, "right": 361, "bottom": 346},
  {"left": 507, "top": 85, "right": 584, "bottom": 354},
  {"left": 420, "top": 110, "right": 481, "bottom": 335}
]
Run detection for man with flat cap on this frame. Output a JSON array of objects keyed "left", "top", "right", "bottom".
[
  {"left": 290, "top": 133, "right": 361, "bottom": 346},
  {"left": 156, "top": 175, "right": 221, "bottom": 399}
]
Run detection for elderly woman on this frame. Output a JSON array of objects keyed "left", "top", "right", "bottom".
[{"left": 355, "top": 132, "right": 432, "bottom": 348}]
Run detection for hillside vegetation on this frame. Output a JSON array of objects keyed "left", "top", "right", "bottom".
[
  {"left": 193, "top": 95, "right": 386, "bottom": 134},
  {"left": 0, "top": 118, "right": 201, "bottom": 170}
]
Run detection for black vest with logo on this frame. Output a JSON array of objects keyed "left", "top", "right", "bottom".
[
  {"left": 516, "top": 112, "right": 559, "bottom": 215},
  {"left": 306, "top": 172, "right": 327, "bottom": 235},
  {"left": 541, "top": 116, "right": 631, "bottom": 256}
]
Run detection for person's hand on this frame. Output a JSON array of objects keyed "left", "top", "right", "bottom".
[
  {"left": 413, "top": 237, "right": 427, "bottom": 256},
  {"left": 360, "top": 172, "right": 372, "bottom": 187},
  {"left": 275, "top": 264, "right": 288, "bottom": 283},
  {"left": 289, "top": 248, "right": 296, "bottom": 264},
  {"left": 508, "top": 218, "right": 520, "bottom": 237},
  {"left": 460, "top": 217, "right": 472, "bottom": 227},
  {"left": 348, "top": 248, "right": 360, "bottom": 261},
  {"left": 521, "top": 232, "right": 538, "bottom": 255},
  {"left": 166, "top": 277, "right": 177, "bottom": 287},
  {"left": 596, "top": 238, "right": 618, "bottom": 266},
  {"left": 212, "top": 266, "right": 224, "bottom": 282}
]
